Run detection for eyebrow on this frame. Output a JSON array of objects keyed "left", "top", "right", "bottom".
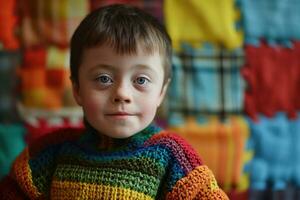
[
  {"left": 134, "top": 64, "right": 158, "bottom": 74},
  {"left": 88, "top": 64, "right": 116, "bottom": 72},
  {"left": 88, "top": 63, "right": 158, "bottom": 74}
]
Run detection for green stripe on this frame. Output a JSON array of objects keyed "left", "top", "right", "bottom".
[
  {"left": 56, "top": 155, "right": 166, "bottom": 179},
  {"left": 53, "top": 164, "right": 160, "bottom": 197}
]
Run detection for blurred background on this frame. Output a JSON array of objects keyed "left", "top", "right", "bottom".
[{"left": 0, "top": 0, "right": 300, "bottom": 199}]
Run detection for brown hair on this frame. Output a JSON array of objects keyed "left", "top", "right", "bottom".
[{"left": 70, "top": 4, "right": 172, "bottom": 85}]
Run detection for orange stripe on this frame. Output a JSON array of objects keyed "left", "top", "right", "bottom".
[
  {"left": 166, "top": 165, "right": 229, "bottom": 200},
  {"left": 13, "top": 147, "right": 41, "bottom": 199}
]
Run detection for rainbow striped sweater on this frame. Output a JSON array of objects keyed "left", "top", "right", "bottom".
[{"left": 0, "top": 125, "right": 228, "bottom": 199}]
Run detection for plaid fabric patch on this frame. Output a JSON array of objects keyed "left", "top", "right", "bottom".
[
  {"left": 239, "top": 0, "right": 300, "bottom": 45},
  {"left": 90, "top": 0, "right": 163, "bottom": 22},
  {"left": 19, "top": 0, "right": 89, "bottom": 47},
  {"left": 166, "top": 43, "right": 245, "bottom": 125},
  {"left": 170, "top": 116, "right": 251, "bottom": 191}
]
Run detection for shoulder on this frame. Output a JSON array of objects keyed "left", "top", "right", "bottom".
[
  {"left": 145, "top": 130, "right": 190, "bottom": 148},
  {"left": 145, "top": 129, "right": 199, "bottom": 155},
  {"left": 27, "top": 127, "right": 85, "bottom": 157},
  {"left": 15, "top": 127, "right": 85, "bottom": 166},
  {"left": 8, "top": 128, "right": 84, "bottom": 199},
  {"left": 145, "top": 129, "right": 204, "bottom": 171}
]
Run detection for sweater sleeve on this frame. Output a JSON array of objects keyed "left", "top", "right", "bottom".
[
  {"left": 166, "top": 165, "right": 229, "bottom": 199},
  {"left": 0, "top": 147, "right": 44, "bottom": 199},
  {"left": 0, "top": 128, "right": 83, "bottom": 199},
  {"left": 145, "top": 131, "right": 229, "bottom": 200},
  {"left": 0, "top": 140, "right": 62, "bottom": 199},
  {"left": 0, "top": 175, "right": 29, "bottom": 200}
]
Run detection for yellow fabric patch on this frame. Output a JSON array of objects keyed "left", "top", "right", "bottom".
[{"left": 164, "top": 0, "right": 243, "bottom": 50}]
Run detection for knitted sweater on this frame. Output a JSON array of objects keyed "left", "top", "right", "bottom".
[{"left": 0, "top": 125, "right": 228, "bottom": 199}]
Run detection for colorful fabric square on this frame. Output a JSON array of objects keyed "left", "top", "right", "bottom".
[
  {"left": 242, "top": 42, "right": 300, "bottom": 120},
  {"left": 24, "top": 117, "right": 83, "bottom": 143},
  {"left": 90, "top": 0, "right": 163, "bottom": 22},
  {"left": 23, "top": 48, "right": 47, "bottom": 69},
  {"left": 20, "top": 47, "right": 77, "bottom": 110},
  {"left": 20, "top": 0, "right": 88, "bottom": 47},
  {"left": 0, "top": 0, "right": 19, "bottom": 50},
  {"left": 239, "top": 0, "right": 300, "bottom": 45},
  {"left": 0, "top": 125, "right": 229, "bottom": 199},
  {"left": 0, "top": 124, "right": 26, "bottom": 179},
  {"left": 0, "top": 51, "right": 21, "bottom": 122},
  {"left": 46, "top": 46, "right": 69, "bottom": 69},
  {"left": 167, "top": 43, "right": 245, "bottom": 125},
  {"left": 46, "top": 69, "right": 66, "bottom": 89},
  {"left": 0, "top": 51, "right": 20, "bottom": 93},
  {"left": 169, "top": 116, "right": 251, "bottom": 192},
  {"left": 246, "top": 112, "right": 300, "bottom": 190},
  {"left": 164, "top": 0, "right": 243, "bottom": 50}
]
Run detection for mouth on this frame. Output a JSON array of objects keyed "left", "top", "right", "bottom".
[{"left": 105, "top": 112, "right": 136, "bottom": 119}]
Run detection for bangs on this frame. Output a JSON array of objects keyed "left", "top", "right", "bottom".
[{"left": 83, "top": 17, "right": 165, "bottom": 56}]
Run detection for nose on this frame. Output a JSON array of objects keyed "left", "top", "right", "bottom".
[{"left": 112, "top": 82, "right": 132, "bottom": 103}]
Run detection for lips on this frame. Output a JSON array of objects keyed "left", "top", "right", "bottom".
[
  {"left": 106, "top": 112, "right": 132, "bottom": 116},
  {"left": 105, "top": 112, "right": 136, "bottom": 118}
]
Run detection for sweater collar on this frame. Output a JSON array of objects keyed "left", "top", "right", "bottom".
[{"left": 79, "top": 122, "right": 161, "bottom": 152}]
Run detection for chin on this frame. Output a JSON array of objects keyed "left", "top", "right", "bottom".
[
  {"left": 104, "top": 127, "right": 138, "bottom": 139},
  {"left": 110, "top": 131, "right": 136, "bottom": 139}
]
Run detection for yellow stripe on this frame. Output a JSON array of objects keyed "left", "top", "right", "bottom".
[{"left": 51, "top": 180, "right": 154, "bottom": 200}]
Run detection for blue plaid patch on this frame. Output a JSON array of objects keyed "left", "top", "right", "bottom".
[{"left": 166, "top": 43, "right": 245, "bottom": 125}]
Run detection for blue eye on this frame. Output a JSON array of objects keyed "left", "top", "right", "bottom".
[
  {"left": 97, "top": 74, "right": 113, "bottom": 84},
  {"left": 135, "top": 77, "right": 149, "bottom": 85}
]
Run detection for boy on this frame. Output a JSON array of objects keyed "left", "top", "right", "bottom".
[{"left": 0, "top": 4, "right": 228, "bottom": 199}]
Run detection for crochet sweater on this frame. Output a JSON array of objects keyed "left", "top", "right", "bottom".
[{"left": 0, "top": 125, "right": 228, "bottom": 199}]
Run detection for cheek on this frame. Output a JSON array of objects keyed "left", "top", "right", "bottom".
[
  {"left": 139, "top": 98, "right": 159, "bottom": 117},
  {"left": 82, "top": 96, "right": 105, "bottom": 114}
]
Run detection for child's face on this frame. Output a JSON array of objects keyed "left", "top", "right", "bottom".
[{"left": 73, "top": 44, "right": 168, "bottom": 138}]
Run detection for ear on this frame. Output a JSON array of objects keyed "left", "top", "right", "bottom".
[
  {"left": 157, "top": 78, "right": 170, "bottom": 107},
  {"left": 71, "top": 81, "right": 82, "bottom": 106}
]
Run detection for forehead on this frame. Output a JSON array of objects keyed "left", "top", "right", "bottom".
[{"left": 80, "top": 44, "right": 164, "bottom": 73}]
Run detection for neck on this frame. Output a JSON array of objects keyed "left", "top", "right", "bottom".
[{"left": 81, "top": 120, "right": 160, "bottom": 151}]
